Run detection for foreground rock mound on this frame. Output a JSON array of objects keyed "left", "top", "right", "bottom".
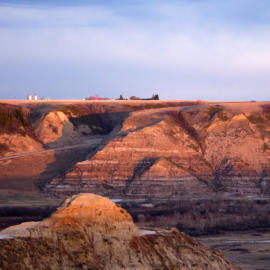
[{"left": 0, "top": 193, "right": 240, "bottom": 270}]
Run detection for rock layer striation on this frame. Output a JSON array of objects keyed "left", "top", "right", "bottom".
[{"left": 47, "top": 103, "right": 270, "bottom": 198}]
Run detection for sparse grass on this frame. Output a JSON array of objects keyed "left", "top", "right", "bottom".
[
  {"left": 263, "top": 143, "right": 269, "bottom": 152},
  {"left": 0, "top": 143, "right": 9, "bottom": 154},
  {"left": 261, "top": 104, "right": 270, "bottom": 121},
  {"left": 57, "top": 105, "right": 83, "bottom": 116},
  {"left": 207, "top": 105, "right": 223, "bottom": 120},
  {"left": 120, "top": 101, "right": 200, "bottom": 112},
  {"left": 264, "top": 113, "right": 270, "bottom": 121},
  {"left": 0, "top": 104, "right": 30, "bottom": 135},
  {"left": 0, "top": 193, "right": 62, "bottom": 207},
  {"left": 247, "top": 113, "right": 264, "bottom": 124},
  {"left": 217, "top": 111, "right": 229, "bottom": 121},
  {"left": 187, "top": 110, "right": 196, "bottom": 116},
  {"left": 187, "top": 143, "right": 200, "bottom": 152}
]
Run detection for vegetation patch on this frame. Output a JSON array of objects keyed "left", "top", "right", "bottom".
[
  {"left": 187, "top": 110, "right": 196, "bottom": 116},
  {"left": 57, "top": 103, "right": 111, "bottom": 117},
  {"left": 0, "top": 143, "right": 9, "bottom": 154},
  {"left": 120, "top": 101, "right": 200, "bottom": 112},
  {"left": 265, "top": 113, "right": 270, "bottom": 121},
  {"left": 261, "top": 104, "right": 270, "bottom": 121},
  {"left": 247, "top": 113, "right": 264, "bottom": 124},
  {"left": 263, "top": 143, "right": 269, "bottom": 152},
  {"left": 207, "top": 105, "right": 224, "bottom": 120},
  {"left": 0, "top": 104, "right": 31, "bottom": 136},
  {"left": 187, "top": 143, "right": 200, "bottom": 152},
  {"left": 57, "top": 105, "right": 84, "bottom": 116},
  {"left": 217, "top": 111, "right": 229, "bottom": 121}
]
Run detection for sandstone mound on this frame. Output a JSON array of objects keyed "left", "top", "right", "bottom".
[
  {"left": 0, "top": 193, "right": 241, "bottom": 270},
  {"left": 0, "top": 193, "right": 137, "bottom": 238},
  {"left": 35, "top": 111, "right": 71, "bottom": 144},
  {"left": 35, "top": 110, "right": 92, "bottom": 147},
  {"left": 45, "top": 193, "right": 137, "bottom": 235},
  {"left": 52, "top": 193, "right": 132, "bottom": 223}
]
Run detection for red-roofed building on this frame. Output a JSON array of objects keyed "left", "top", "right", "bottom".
[{"left": 90, "top": 96, "right": 102, "bottom": 100}]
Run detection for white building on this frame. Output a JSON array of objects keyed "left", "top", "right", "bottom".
[{"left": 27, "top": 95, "right": 38, "bottom": 100}]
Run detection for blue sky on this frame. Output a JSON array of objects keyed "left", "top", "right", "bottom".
[{"left": 0, "top": 0, "right": 270, "bottom": 100}]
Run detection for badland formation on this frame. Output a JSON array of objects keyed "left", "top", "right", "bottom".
[{"left": 1, "top": 99, "right": 270, "bottom": 269}]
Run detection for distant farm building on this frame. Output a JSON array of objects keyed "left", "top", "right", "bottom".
[
  {"left": 27, "top": 95, "right": 38, "bottom": 100},
  {"left": 87, "top": 96, "right": 102, "bottom": 100}
]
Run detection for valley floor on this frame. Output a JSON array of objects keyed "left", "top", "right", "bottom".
[{"left": 197, "top": 229, "right": 270, "bottom": 270}]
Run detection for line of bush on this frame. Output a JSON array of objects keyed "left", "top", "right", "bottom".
[{"left": 0, "top": 104, "right": 30, "bottom": 135}]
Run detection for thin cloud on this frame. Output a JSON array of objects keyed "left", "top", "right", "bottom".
[{"left": 0, "top": 0, "right": 270, "bottom": 100}]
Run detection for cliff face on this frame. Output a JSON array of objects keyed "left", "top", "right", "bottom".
[
  {"left": 0, "top": 193, "right": 240, "bottom": 270},
  {"left": 47, "top": 102, "right": 270, "bottom": 198}
]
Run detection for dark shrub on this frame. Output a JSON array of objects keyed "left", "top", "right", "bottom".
[
  {"left": 207, "top": 105, "right": 223, "bottom": 119},
  {"left": 0, "top": 104, "right": 31, "bottom": 135}
]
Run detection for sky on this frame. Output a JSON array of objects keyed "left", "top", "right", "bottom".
[{"left": 0, "top": 0, "right": 270, "bottom": 100}]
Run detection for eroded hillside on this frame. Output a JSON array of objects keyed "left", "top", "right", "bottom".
[
  {"left": 1, "top": 100, "right": 270, "bottom": 235},
  {"left": 47, "top": 102, "right": 270, "bottom": 198},
  {"left": 0, "top": 100, "right": 197, "bottom": 191}
]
